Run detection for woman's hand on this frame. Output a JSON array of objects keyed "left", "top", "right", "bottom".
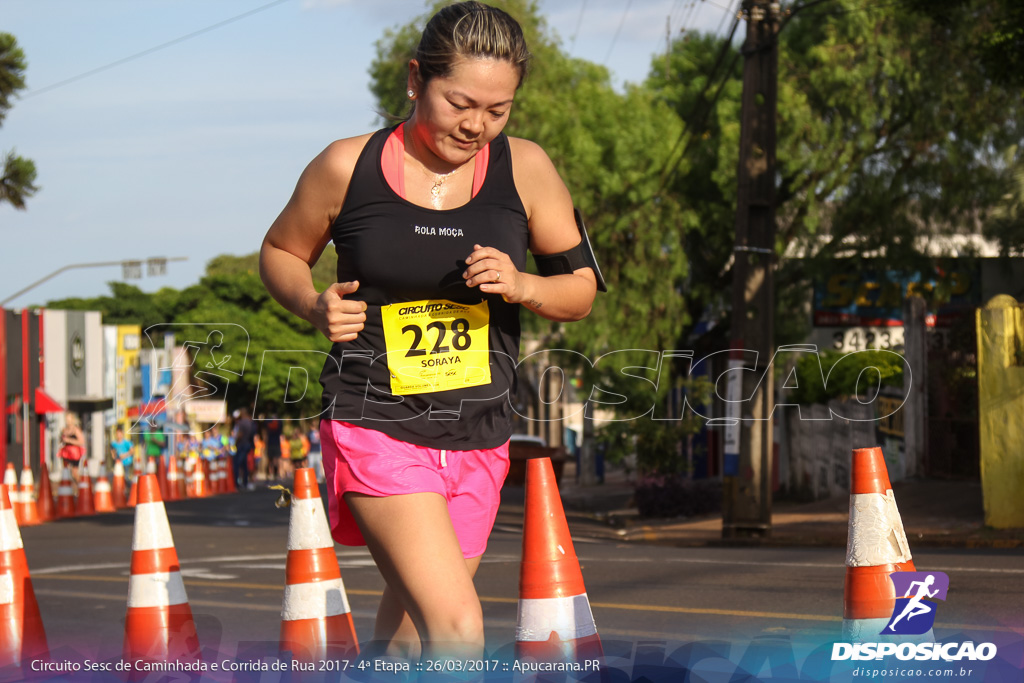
[
  {"left": 463, "top": 244, "right": 524, "bottom": 303},
  {"left": 305, "top": 281, "right": 367, "bottom": 342}
]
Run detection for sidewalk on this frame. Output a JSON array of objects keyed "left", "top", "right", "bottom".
[{"left": 499, "top": 463, "right": 1024, "bottom": 549}]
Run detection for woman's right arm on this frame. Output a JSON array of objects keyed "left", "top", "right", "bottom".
[{"left": 259, "top": 136, "right": 370, "bottom": 342}]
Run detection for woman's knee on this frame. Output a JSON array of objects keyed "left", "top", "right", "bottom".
[{"left": 423, "top": 603, "right": 484, "bottom": 645}]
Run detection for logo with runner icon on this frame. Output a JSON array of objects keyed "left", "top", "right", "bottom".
[{"left": 883, "top": 571, "right": 949, "bottom": 635}]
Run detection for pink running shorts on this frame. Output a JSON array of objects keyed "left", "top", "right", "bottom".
[{"left": 320, "top": 420, "right": 511, "bottom": 559}]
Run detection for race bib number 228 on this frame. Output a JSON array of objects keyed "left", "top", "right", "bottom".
[{"left": 380, "top": 299, "right": 491, "bottom": 396}]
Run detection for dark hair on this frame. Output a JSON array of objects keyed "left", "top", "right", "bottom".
[{"left": 415, "top": 1, "right": 531, "bottom": 88}]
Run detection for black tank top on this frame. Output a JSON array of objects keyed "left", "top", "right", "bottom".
[{"left": 319, "top": 126, "right": 529, "bottom": 449}]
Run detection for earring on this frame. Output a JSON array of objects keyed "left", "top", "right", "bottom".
[{"left": 407, "top": 89, "right": 415, "bottom": 99}]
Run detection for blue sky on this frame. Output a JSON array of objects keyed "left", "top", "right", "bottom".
[{"left": 1, "top": 0, "right": 734, "bottom": 309}]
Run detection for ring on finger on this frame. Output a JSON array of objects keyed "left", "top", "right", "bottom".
[{"left": 495, "top": 271, "right": 501, "bottom": 281}]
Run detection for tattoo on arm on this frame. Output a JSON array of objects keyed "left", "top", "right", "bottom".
[{"left": 528, "top": 299, "right": 543, "bottom": 309}]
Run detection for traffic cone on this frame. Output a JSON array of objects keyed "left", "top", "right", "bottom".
[
  {"left": 37, "top": 461, "right": 56, "bottom": 523},
  {"left": 842, "top": 446, "right": 923, "bottom": 643},
  {"left": 279, "top": 468, "right": 359, "bottom": 661},
  {"left": 206, "top": 459, "right": 218, "bottom": 495},
  {"left": 18, "top": 467, "right": 41, "bottom": 527},
  {"left": 93, "top": 466, "right": 116, "bottom": 513},
  {"left": 112, "top": 460, "right": 128, "bottom": 509},
  {"left": 165, "top": 456, "right": 181, "bottom": 502},
  {"left": 55, "top": 467, "right": 76, "bottom": 519},
  {"left": 157, "top": 457, "right": 169, "bottom": 501},
  {"left": 516, "top": 457, "right": 603, "bottom": 663},
  {"left": 176, "top": 459, "right": 187, "bottom": 501},
  {"left": 213, "top": 458, "right": 225, "bottom": 494},
  {"left": 3, "top": 465, "right": 20, "bottom": 526},
  {"left": 76, "top": 465, "right": 96, "bottom": 517},
  {"left": 127, "top": 474, "right": 138, "bottom": 508},
  {"left": 184, "top": 458, "right": 195, "bottom": 498},
  {"left": 0, "top": 486, "right": 49, "bottom": 666},
  {"left": 193, "top": 461, "right": 208, "bottom": 498},
  {"left": 224, "top": 455, "right": 237, "bottom": 494},
  {"left": 123, "top": 474, "right": 201, "bottom": 664}
]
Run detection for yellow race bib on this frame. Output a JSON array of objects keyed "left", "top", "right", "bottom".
[{"left": 381, "top": 299, "right": 491, "bottom": 396}]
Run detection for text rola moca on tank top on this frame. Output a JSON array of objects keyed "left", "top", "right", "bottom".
[{"left": 319, "top": 126, "right": 530, "bottom": 450}]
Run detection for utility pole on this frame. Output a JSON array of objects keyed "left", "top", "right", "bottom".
[{"left": 723, "top": 0, "right": 781, "bottom": 539}]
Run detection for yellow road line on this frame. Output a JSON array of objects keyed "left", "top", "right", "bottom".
[{"left": 32, "top": 575, "right": 1018, "bottom": 633}]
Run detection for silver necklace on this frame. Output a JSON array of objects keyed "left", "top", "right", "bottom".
[{"left": 428, "top": 167, "right": 459, "bottom": 197}]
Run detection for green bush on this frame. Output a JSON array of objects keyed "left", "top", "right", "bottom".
[{"left": 790, "top": 349, "right": 905, "bottom": 405}]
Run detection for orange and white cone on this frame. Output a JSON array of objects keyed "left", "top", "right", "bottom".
[
  {"left": 127, "top": 472, "right": 140, "bottom": 508},
  {"left": 123, "top": 474, "right": 201, "bottom": 663},
  {"left": 18, "top": 467, "right": 41, "bottom": 527},
  {"left": 0, "top": 486, "right": 49, "bottom": 666},
  {"left": 214, "top": 458, "right": 226, "bottom": 494},
  {"left": 279, "top": 468, "right": 359, "bottom": 661},
  {"left": 842, "top": 446, "right": 926, "bottom": 643},
  {"left": 516, "top": 457, "right": 603, "bottom": 664},
  {"left": 176, "top": 459, "right": 188, "bottom": 501},
  {"left": 3, "top": 465, "right": 20, "bottom": 526},
  {"left": 94, "top": 466, "right": 116, "bottom": 513},
  {"left": 157, "top": 458, "right": 169, "bottom": 502},
  {"left": 165, "top": 457, "right": 181, "bottom": 503},
  {"left": 193, "top": 461, "right": 209, "bottom": 498},
  {"left": 56, "top": 467, "right": 77, "bottom": 519},
  {"left": 76, "top": 466, "right": 96, "bottom": 517},
  {"left": 224, "top": 456, "right": 237, "bottom": 494},
  {"left": 183, "top": 458, "right": 195, "bottom": 498},
  {"left": 37, "top": 461, "right": 56, "bottom": 523},
  {"left": 206, "top": 459, "right": 218, "bottom": 495},
  {"left": 112, "top": 460, "right": 128, "bottom": 509}
]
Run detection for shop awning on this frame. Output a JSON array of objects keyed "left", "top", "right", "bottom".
[
  {"left": 67, "top": 395, "right": 114, "bottom": 412},
  {"left": 34, "top": 388, "right": 64, "bottom": 414}
]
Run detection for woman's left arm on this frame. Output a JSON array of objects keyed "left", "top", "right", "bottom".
[{"left": 463, "top": 138, "right": 597, "bottom": 321}]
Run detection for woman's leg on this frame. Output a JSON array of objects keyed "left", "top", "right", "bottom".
[
  {"left": 344, "top": 491, "right": 484, "bottom": 660},
  {"left": 371, "top": 556, "right": 483, "bottom": 660}
]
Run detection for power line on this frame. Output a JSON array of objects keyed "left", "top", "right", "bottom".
[
  {"left": 669, "top": 0, "right": 687, "bottom": 27},
  {"left": 713, "top": 0, "right": 738, "bottom": 39},
  {"left": 24, "top": 0, "right": 291, "bottom": 99},
  {"left": 679, "top": 0, "right": 702, "bottom": 34},
  {"left": 671, "top": 0, "right": 695, "bottom": 30},
  {"left": 656, "top": 10, "right": 742, "bottom": 188},
  {"left": 603, "top": 0, "right": 634, "bottom": 66},
  {"left": 570, "top": 0, "right": 588, "bottom": 52}
]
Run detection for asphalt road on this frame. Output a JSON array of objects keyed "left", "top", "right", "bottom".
[{"left": 18, "top": 488, "right": 1024, "bottom": 673}]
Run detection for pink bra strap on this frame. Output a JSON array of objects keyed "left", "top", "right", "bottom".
[{"left": 381, "top": 122, "right": 488, "bottom": 200}]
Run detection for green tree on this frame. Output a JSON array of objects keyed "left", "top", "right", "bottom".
[
  {"left": 48, "top": 259, "right": 330, "bottom": 417},
  {"left": 0, "top": 33, "right": 38, "bottom": 209},
  {"left": 907, "top": 0, "right": 1024, "bottom": 88},
  {"left": 48, "top": 281, "right": 187, "bottom": 333},
  {"left": 173, "top": 270, "right": 329, "bottom": 417},
  {"left": 647, "top": 0, "right": 1024, "bottom": 345},
  {"left": 207, "top": 250, "right": 338, "bottom": 288},
  {"left": 984, "top": 146, "right": 1024, "bottom": 256}
]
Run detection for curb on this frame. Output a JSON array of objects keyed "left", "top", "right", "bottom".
[{"left": 542, "top": 502, "right": 1024, "bottom": 550}]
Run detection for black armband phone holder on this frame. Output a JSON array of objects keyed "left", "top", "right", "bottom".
[{"left": 533, "top": 209, "right": 607, "bottom": 292}]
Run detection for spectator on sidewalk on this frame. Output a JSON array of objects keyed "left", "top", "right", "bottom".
[
  {"left": 232, "top": 408, "right": 256, "bottom": 491},
  {"left": 261, "top": 408, "right": 284, "bottom": 481},
  {"left": 59, "top": 413, "right": 86, "bottom": 482},
  {"left": 110, "top": 426, "right": 133, "bottom": 471}
]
